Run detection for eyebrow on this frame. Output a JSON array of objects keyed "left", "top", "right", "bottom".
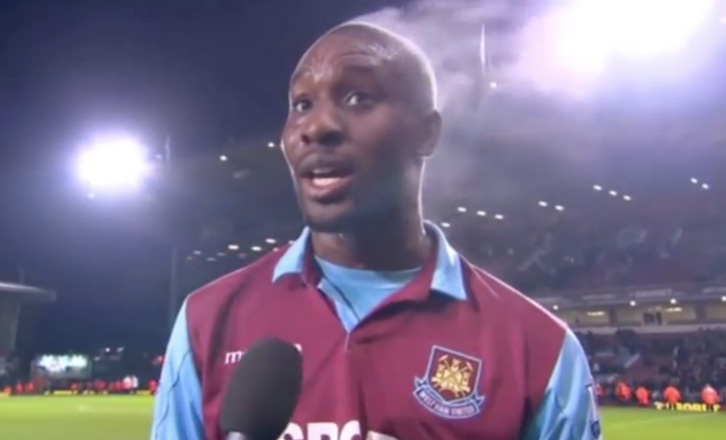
[{"left": 290, "top": 55, "right": 384, "bottom": 88}]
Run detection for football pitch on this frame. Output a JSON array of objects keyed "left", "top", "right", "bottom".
[{"left": 0, "top": 396, "right": 724, "bottom": 439}]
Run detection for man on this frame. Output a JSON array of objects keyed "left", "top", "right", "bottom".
[
  {"left": 701, "top": 383, "right": 720, "bottom": 411},
  {"left": 152, "top": 22, "right": 601, "bottom": 440}
]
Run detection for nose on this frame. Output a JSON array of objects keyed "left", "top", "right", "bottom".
[{"left": 300, "top": 103, "right": 345, "bottom": 148}]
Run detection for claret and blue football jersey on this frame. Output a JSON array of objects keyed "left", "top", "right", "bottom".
[{"left": 151, "top": 223, "right": 602, "bottom": 440}]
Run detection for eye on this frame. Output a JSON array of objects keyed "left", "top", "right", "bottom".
[
  {"left": 345, "top": 91, "right": 375, "bottom": 108},
  {"left": 291, "top": 97, "right": 312, "bottom": 113}
]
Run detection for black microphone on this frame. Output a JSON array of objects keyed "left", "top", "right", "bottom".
[{"left": 219, "top": 338, "right": 303, "bottom": 440}]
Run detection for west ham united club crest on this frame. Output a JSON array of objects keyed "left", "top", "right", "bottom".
[{"left": 413, "top": 346, "right": 485, "bottom": 419}]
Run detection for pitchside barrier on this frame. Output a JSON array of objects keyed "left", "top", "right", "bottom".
[
  {"left": 1, "top": 389, "right": 153, "bottom": 397},
  {"left": 652, "top": 401, "right": 723, "bottom": 412}
]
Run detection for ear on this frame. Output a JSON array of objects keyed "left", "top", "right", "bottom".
[{"left": 415, "top": 109, "right": 441, "bottom": 158}]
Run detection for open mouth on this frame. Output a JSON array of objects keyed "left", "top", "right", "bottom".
[
  {"left": 307, "top": 168, "right": 351, "bottom": 188},
  {"left": 299, "top": 162, "right": 354, "bottom": 201}
]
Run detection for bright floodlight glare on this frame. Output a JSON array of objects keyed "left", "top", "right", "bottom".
[
  {"left": 77, "top": 137, "right": 150, "bottom": 190},
  {"left": 606, "top": 0, "right": 713, "bottom": 57},
  {"left": 552, "top": 0, "right": 714, "bottom": 76}
]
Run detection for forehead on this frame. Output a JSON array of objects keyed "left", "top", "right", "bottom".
[{"left": 290, "top": 32, "right": 403, "bottom": 86}]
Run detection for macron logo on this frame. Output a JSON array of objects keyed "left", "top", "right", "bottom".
[{"left": 224, "top": 343, "right": 302, "bottom": 365}]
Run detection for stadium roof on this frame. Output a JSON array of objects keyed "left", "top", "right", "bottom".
[{"left": 0, "top": 281, "right": 56, "bottom": 303}]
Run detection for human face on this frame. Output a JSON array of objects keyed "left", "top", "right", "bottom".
[{"left": 281, "top": 32, "right": 424, "bottom": 232}]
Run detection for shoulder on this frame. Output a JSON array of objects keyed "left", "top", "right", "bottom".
[
  {"left": 463, "top": 261, "right": 572, "bottom": 404},
  {"left": 185, "top": 246, "right": 290, "bottom": 331},
  {"left": 464, "top": 261, "right": 568, "bottom": 340},
  {"left": 187, "top": 248, "right": 285, "bottom": 317}
]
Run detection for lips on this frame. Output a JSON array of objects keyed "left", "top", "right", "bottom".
[{"left": 297, "top": 156, "right": 354, "bottom": 202}]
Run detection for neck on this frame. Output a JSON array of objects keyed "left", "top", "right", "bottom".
[{"left": 311, "top": 209, "right": 431, "bottom": 271}]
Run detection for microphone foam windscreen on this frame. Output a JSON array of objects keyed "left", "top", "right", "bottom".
[{"left": 219, "top": 338, "right": 303, "bottom": 440}]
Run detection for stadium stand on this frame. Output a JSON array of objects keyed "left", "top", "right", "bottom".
[{"left": 0, "top": 282, "right": 55, "bottom": 354}]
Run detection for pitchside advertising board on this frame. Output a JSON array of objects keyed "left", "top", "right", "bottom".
[
  {"left": 652, "top": 401, "right": 724, "bottom": 413},
  {"left": 32, "top": 354, "right": 92, "bottom": 380},
  {"left": 535, "top": 283, "right": 726, "bottom": 308}
]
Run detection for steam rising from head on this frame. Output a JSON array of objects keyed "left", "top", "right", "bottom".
[{"left": 350, "top": 0, "right": 724, "bottom": 207}]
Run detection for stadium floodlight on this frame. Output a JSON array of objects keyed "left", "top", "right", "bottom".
[
  {"left": 549, "top": 0, "right": 715, "bottom": 76},
  {"left": 77, "top": 136, "right": 151, "bottom": 191}
]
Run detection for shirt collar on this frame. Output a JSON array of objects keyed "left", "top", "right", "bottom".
[{"left": 272, "top": 221, "right": 467, "bottom": 301}]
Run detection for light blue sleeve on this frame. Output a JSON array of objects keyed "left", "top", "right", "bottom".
[
  {"left": 150, "top": 299, "right": 204, "bottom": 440},
  {"left": 521, "top": 330, "right": 602, "bottom": 440}
]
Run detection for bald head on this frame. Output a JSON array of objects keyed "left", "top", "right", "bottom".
[{"left": 294, "top": 22, "right": 438, "bottom": 115}]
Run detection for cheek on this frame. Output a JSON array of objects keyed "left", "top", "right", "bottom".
[
  {"left": 280, "top": 128, "right": 299, "bottom": 165},
  {"left": 350, "top": 109, "right": 412, "bottom": 156}
]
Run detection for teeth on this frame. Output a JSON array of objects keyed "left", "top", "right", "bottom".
[
  {"left": 312, "top": 168, "right": 334, "bottom": 176},
  {"left": 311, "top": 177, "right": 341, "bottom": 187}
]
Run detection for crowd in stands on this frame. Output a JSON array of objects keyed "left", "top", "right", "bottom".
[
  {"left": 451, "top": 192, "right": 726, "bottom": 293},
  {"left": 580, "top": 328, "right": 726, "bottom": 407}
]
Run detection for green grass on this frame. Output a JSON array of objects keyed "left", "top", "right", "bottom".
[
  {"left": 0, "top": 395, "right": 152, "bottom": 440},
  {"left": 0, "top": 396, "right": 724, "bottom": 439}
]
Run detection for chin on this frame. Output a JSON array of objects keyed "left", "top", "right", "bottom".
[{"left": 300, "top": 202, "right": 357, "bottom": 233}]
